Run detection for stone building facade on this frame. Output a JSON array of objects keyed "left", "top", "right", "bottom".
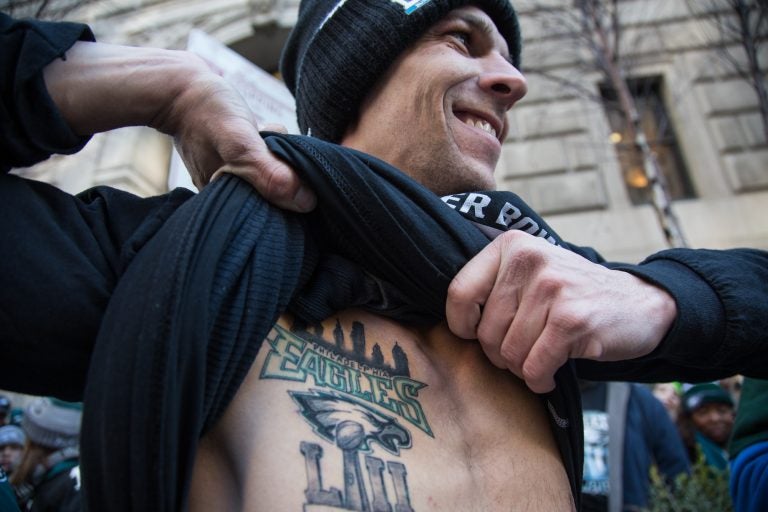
[{"left": 8, "top": 0, "right": 768, "bottom": 261}]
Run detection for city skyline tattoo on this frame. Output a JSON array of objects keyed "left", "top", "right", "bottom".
[
  {"left": 258, "top": 320, "right": 428, "bottom": 511},
  {"left": 290, "top": 318, "right": 411, "bottom": 378},
  {"left": 260, "top": 321, "right": 432, "bottom": 436}
]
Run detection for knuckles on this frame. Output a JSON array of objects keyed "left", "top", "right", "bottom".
[{"left": 259, "top": 160, "right": 295, "bottom": 199}]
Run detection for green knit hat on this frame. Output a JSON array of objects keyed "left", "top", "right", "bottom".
[{"left": 683, "top": 383, "right": 734, "bottom": 413}]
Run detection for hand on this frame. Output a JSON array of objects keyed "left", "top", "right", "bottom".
[
  {"left": 44, "top": 42, "right": 315, "bottom": 212},
  {"left": 150, "top": 59, "right": 315, "bottom": 212},
  {"left": 446, "top": 230, "right": 676, "bottom": 393}
]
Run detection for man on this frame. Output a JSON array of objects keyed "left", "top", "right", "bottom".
[
  {"left": 680, "top": 383, "right": 736, "bottom": 469},
  {"left": 11, "top": 398, "right": 82, "bottom": 512},
  {"left": 579, "top": 380, "right": 689, "bottom": 511},
  {"left": 2, "top": 2, "right": 768, "bottom": 511}
]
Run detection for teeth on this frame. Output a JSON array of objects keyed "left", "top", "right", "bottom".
[{"left": 464, "top": 116, "right": 497, "bottom": 138}]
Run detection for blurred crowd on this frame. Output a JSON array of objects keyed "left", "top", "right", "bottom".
[
  {"left": 0, "top": 394, "right": 81, "bottom": 512},
  {"left": 579, "top": 375, "right": 767, "bottom": 512}
]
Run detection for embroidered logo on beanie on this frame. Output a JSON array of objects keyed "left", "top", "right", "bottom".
[{"left": 392, "top": 0, "right": 432, "bottom": 15}]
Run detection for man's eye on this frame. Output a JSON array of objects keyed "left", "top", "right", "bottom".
[{"left": 448, "top": 31, "right": 470, "bottom": 48}]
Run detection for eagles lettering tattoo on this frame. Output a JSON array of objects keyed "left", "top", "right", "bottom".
[{"left": 259, "top": 320, "right": 428, "bottom": 511}]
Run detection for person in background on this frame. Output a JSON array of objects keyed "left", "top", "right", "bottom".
[
  {"left": 580, "top": 380, "right": 689, "bottom": 512},
  {"left": 0, "top": 397, "right": 21, "bottom": 512},
  {"left": 0, "top": 425, "right": 25, "bottom": 479},
  {"left": 10, "top": 397, "right": 82, "bottom": 512},
  {"left": 7, "top": 409, "right": 23, "bottom": 428},
  {"left": 719, "top": 375, "right": 744, "bottom": 408},
  {"left": 0, "top": 396, "right": 10, "bottom": 426},
  {"left": 679, "top": 383, "right": 735, "bottom": 470},
  {"left": 729, "top": 377, "right": 768, "bottom": 512},
  {"left": 652, "top": 382, "right": 683, "bottom": 423}
]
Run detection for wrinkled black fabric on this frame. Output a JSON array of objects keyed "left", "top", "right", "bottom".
[
  {"left": 0, "top": 171, "right": 193, "bottom": 400},
  {"left": 81, "top": 175, "right": 307, "bottom": 511}
]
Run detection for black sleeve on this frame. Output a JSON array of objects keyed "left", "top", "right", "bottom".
[
  {"left": 577, "top": 247, "right": 768, "bottom": 382},
  {"left": 0, "top": 13, "right": 95, "bottom": 171},
  {"left": 0, "top": 172, "right": 192, "bottom": 400}
]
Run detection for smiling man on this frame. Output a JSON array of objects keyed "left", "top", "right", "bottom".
[
  {"left": 188, "top": 4, "right": 578, "bottom": 510},
  {"left": 182, "top": 2, "right": 768, "bottom": 509},
  {"left": 340, "top": 7, "right": 525, "bottom": 196}
]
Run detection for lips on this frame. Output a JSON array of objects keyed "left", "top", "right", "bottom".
[{"left": 453, "top": 109, "right": 503, "bottom": 143}]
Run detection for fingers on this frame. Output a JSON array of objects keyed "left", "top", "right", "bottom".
[
  {"left": 519, "top": 325, "right": 570, "bottom": 393},
  {"left": 219, "top": 128, "right": 317, "bottom": 212},
  {"left": 447, "top": 226, "right": 677, "bottom": 394},
  {"left": 212, "top": 154, "right": 316, "bottom": 213},
  {"left": 163, "top": 65, "right": 317, "bottom": 212},
  {"left": 257, "top": 122, "right": 289, "bottom": 134},
  {"left": 231, "top": 122, "right": 316, "bottom": 212},
  {"left": 194, "top": 118, "right": 316, "bottom": 212},
  {"left": 497, "top": 279, "right": 549, "bottom": 377},
  {"left": 447, "top": 230, "right": 597, "bottom": 393},
  {"left": 446, "top": 238, "right": 503, "bottom": 339}
]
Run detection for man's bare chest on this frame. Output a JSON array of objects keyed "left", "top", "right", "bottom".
[{"left": 190, "top": 311, "right": 574, "bottom": 511}]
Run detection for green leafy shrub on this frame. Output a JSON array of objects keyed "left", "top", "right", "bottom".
[{"left": 646, "top": 452, "right": 732, "bottom": 512}]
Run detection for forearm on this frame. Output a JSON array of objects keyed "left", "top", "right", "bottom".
[
  {"left": 3, "top": 12, "right": 312, "bottom": 209},
  {"left": 43, "top": 41, "right": 215, "bottom": 136},
  {"left": 580, "top": 248, "right": 768, "bottom": 381}
]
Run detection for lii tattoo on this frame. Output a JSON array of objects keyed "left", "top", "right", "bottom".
[{"left": 259, "top": 320, "right": 430, "bottom": 511}]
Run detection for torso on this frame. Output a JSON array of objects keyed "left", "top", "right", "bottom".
[{"left": 190, "top": 310, "right": 574, "bottom": 511}]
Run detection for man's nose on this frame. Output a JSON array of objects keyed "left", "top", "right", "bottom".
[{"left": 478, "top": 53, "right": 527, "bottom": 110}]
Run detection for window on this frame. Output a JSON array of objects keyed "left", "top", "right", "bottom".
[{"left": 600, "top": 76, "right": 695, "bottom": 205}]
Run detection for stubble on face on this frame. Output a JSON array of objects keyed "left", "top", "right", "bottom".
[
  {"left": 340, "top": 7, "right": 517, "bottom": 197},
  {"left": 396, "top": 75, "right": 500, "bottom": 197}
]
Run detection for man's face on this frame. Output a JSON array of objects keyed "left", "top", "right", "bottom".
[
  {"left": 341, "top": 6, "right": 527, "bottom": 196},
  {"left": 691, "top": 402, "right": 735, "bottom": 445}
]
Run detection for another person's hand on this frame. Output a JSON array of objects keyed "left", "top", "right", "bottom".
[{"left": 446, "top": 230, "right": 676, "bottom": 393}]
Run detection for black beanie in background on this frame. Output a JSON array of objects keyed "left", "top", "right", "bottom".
[{"left": 280, "top": 0, "right": 521, "bottom": 143}]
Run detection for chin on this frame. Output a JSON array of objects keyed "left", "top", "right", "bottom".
[
  {"left": 410, "top": 147, "right": 498, "bottom": 194},
  {"left": 462, "top": 164, "right": 497, "bottom": 191},
  {"left": 436, "top": 175, "right": 496, "bottom": 196}
]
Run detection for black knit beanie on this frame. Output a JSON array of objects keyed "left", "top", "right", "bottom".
[{"left": 280, "top": 0, "right": 521, "bottom": 143}]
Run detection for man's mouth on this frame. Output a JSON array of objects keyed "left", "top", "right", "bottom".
[{"left": 454, "top": 111, "right": 501, "bottom": 142}]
